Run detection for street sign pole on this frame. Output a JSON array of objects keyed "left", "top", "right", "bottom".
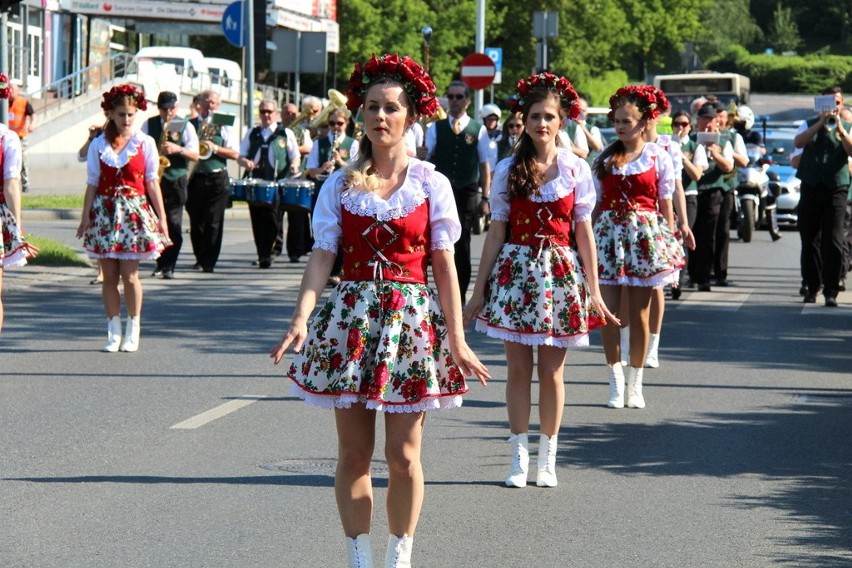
[
  {"left": 474, "top": 0, "right": 485, "bottom": 115},
  {"left": 244, "top": 0, "right": 254, "bottom": 130}
]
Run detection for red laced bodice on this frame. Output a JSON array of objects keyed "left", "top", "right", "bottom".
[
  {"left": 340, "top": 200, "right": 431, "bottom": 284},
  {"left": 96, "top": 148, "right": 147, "bottom": 197},
  {"left": 599, "top": 160, "right": 659, "bottom": 213},
  {"left": 506, "top": 193, "right": 575, "bottom": 248}
]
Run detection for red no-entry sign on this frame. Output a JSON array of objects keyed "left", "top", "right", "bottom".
[{"left": 460, "top": 53, "right": 496, "bottom": 90}]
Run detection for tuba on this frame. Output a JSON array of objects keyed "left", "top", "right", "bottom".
[{"left": 309, "top": 89, "right": 349, "bottom": 128}]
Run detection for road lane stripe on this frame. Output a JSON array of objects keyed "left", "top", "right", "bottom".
[
  {"left": 170, "top": 395, "right": 268, "bottom": 429},
  {"left": 677, "top": 289, "right": 753, "bottom": 311}
]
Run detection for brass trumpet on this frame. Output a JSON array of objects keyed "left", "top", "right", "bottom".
[{"left": 197, "top": 120, "right": 219, "bottom": 160}]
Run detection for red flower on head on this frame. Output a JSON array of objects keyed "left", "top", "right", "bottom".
[
  {"left": 0, "top": 72, "right": 10, "bottom": 100},
  {"left": 345, "top": 53, "right": 438, "bottom": 117},
  {"left": 102, "top": 83, "right": 147, "bottom": 112},
  {"left": 608, "top": 84, "right": 665, "bottom": 121},
  {"left": 511, "top": 72, "right": 580, "bottom": 120}
]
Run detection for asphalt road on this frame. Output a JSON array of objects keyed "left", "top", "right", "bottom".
[{"left": 2, "top": 215, "right": 851, "bottom": 567}]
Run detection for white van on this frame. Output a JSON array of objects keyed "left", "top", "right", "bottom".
[
  {"left": 203, "top": 57, "right": 242, "bottom": 102},
  {"left": 127, "top": 46, "right": 210, "bottom": 98}
]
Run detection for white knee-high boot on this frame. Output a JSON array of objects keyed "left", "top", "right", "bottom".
[
  {"left": 103, "top": 316, "right": 122, "bottom": 353},
  {"left": 384, "top": 534, "right": 412, "bottom": 568},
  {"left": 536, "top": 433, "right": 558, "bottom": 487},
  {"left": 645, "top": 333, "right": 660, "bottom": 368},
  {"left": 120, "top": 316, "right": 140, "bottom": 352},
  {"left": 346, "top": 534, "right": 373, "bottom": 568},
  {"left": 626, "top": 366, "right": 646, "bottom": 409},
  {"left": 505, "top": 432, "right": 529, "bottom": 488},
  {"left": 619, "top": 325, "right": 630, "bottom": 366},
  {"left": 607, "top": 362, "right": 625, "bottom": 409}
]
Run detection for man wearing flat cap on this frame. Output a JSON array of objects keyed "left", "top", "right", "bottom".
[
  {"left": 689, "top": 102, "right": 734, "bottom": 291},
  {"left": 141, "top": 91, "right": 200, "bottom": 279}
]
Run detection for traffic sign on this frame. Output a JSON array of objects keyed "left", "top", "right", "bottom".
[
  {"left": 222, "top": 1, "right": 243, "bottom": 48},
  {"left": 485, "top": 47, "right": 502, "bottom": 85},
  {"left": 460, "top": 52, "right": 496, "bottom": 90}
]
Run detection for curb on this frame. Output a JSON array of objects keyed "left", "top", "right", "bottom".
[{"left": 24, "top": 206, "right": 253, "bottom": 221}]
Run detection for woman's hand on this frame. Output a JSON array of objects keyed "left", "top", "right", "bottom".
[
  {"left": 450, "top": 341, "right": 490, "bottom": 386},
  {"left": 269, "top": 318, "right": 309, "bottom": 365},
  {"left": 22, "top": 242, "right": 40, "bottom": 259},
  {"left": 76, "top": 217, "right": 90, "bottom": 239},
  {"left": 157, "top": 218, "right": 170, "bottom": 241},
  {"left": 590, "top": 291, "right": 620, "bottom": 327},
  {"left": 462, "top": 292, "right": 485, "bottom": 328}
]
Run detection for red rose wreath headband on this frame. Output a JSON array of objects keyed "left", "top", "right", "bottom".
[
  {"left": 101, "top": 83, "right": 148, "bottom": 112},
  {"left": 345, "top": 53, "right": 439, "bottom": 117},
  {"left": 607, "top": 85, "right": 669, "bottom": 121},
  {"left": 0, "top": 73, "right": 10, "bottom": 100},
  {"left": 510, "top": 71, "right": 581, "bottom": 120}
]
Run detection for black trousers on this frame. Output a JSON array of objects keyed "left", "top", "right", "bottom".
[
  {"left": 798, "top": 182, "right": 848, "bottom": 296},
  {"left": 453, "top": 184, "right": 481, "bottom": 300},
  {"left": 249, "top": 201, "right": 281, "bottom": 261},
  {"left": 714, "top": 189, "right": 735, "bottom": 281},
  {"left": 156, "top": 176, "right": 188, "bottom": 272},
  {"left": 681, "top": 194, "right": 698, "bottom": 286},
  {"left": 285, "top": 210, "right": 313, "bottom": 259},
  {"left": 186, "top": 170, "right": 230, "bottom": 270},
  {"left": 692, "top": 188, "right": 723, "bottom": 284}
]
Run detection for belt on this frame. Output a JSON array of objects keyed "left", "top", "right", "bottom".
[{"left": 208, "top": 168, "right": 227, "bottom": 174}]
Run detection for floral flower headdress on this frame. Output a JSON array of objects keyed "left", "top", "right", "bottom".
[
  {"left": 346, "top": 53, "right": 439, "bottom": 117},
  {"left": 607, "top": 84, "right": 668, "bottom": 121},
  {"left": 0, "top": 73, "right": 10, "bottom": 100},
  {"left": 101, "top": 83, "right": 147, "bottom": 112},
  {"left": 510, "top": 72, "right": 581, "bottom": 120}
]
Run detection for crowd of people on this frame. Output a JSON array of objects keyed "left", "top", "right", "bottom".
[{"left": 4, "top": 51, "right": 851, "bottom": 568}]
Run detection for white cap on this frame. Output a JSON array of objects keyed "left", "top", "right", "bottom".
[
  {"left": 479, "top": 103, "right": 501, "bottom": 120},
  {"left": 737, "top": 105, "right": 755, "bottom": 130}
]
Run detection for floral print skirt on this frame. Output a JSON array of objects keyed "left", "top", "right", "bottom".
[
  {"left": 83, "top": 193, "right": 170, "bottom": 260},
  {"left": 287, "top": 280, "right": 469, "bottom": 413},
  {"left": 595, "top": 209, "right": 685, "bottom": 287},
  {"left": 475, "top": 244, "right": 606, "bottom": 348},
  {"left": 0, "top": 203, "right": 28, "bottom": 269}
]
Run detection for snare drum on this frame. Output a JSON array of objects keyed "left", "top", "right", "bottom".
[
  {"left": 229, "top": 178, "right": 255, "bottom": 202},
  {"left": 246, "top": 181, "right": 279, "bottom": 206},
  {"left": 278, "top": 179, "right": 314, "bottom": 213}
]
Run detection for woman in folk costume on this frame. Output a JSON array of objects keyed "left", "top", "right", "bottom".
[
  {"left": 77, "top": 84, "right": 170, "bottom": 352},
  {"left": 463, "top": 72, "right": 616, "bottom": 489},
  {"left": 0, "top": 72, "right": 38, "bottom": 335},
  {"left": 592, "top": 85, "right": 685, "bottom": 409},
  {"left": 270, "top": 54, "right": 490, "bottom": 568}
]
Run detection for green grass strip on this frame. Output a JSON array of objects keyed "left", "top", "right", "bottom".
[
  {"left": 25, "top": 234, "right": 90, "bottom": 267},
  {"left": 23, "top": 195, "right": 84, "bottom": 209}
]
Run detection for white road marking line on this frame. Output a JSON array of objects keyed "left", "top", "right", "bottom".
[
  {"left": 170, "top": 395, "right": 268, "bottom": 429},
  {"left": 677, "top": 289, "right": 753, "bottom": 311}
]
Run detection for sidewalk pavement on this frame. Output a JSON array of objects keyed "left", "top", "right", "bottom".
[{"left": 23, "top": 164, "right": 250, "bottom": 221}]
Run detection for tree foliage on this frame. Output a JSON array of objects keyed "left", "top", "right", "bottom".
[{"left": 767, "top": 5, "right": 802, "bottom": 53}]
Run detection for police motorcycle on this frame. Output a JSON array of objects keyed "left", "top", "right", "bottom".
[{"left": 734, "top": 144, "right": 771, "bottom": 243}]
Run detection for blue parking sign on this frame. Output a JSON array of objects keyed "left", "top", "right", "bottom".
[
  {"left": 485, "top": 47, "right": 503, "bottom": 71},
  {"left": 222, "top": 1, "right": 244, "bottom": 48}
]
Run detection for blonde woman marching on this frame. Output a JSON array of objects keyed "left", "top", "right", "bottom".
[{"left": 271, "top": 54, "right": 489, "bottom": 568}]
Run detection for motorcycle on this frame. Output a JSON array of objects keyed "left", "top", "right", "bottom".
[{"left": 734, "top": 145, "right": 772, "bottom": 243}]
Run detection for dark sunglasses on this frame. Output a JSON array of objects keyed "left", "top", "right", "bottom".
[
  {"left": 672, "top": 121, "right": 690, "bottom": 127},
  {"left": 259, "top": 109, "right": 275, "bottom": 115},
  {"left": 446, "top": 94, "right": 467, "bottom": 100},
  {"left": 328, "top": 121, "right": 346, "bottom": 126},
  {"left": 508, "top": 123, "right": 523, "bottom": 128}
]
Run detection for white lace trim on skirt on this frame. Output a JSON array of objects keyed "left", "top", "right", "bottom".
[
  {"left": 475, "top": 319, "right": 591, "bottom": 348},
  {"left": 291, "top": 383, "right": 463, "bottom": 413}
]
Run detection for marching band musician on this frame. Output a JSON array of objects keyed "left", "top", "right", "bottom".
[
  {"left": 141, "top": 91, "right": 199, "bottom": 280},
  {"left": 237, "top": 99, "right": 300, "bottom": 268},
  {"left": 305, "top": 106, "right": 359, "bottom": 284},
  {"left": 186, "top": 90, "right": 239, "bottom": 273},
  {"left": 278, "top": 101, "right": 315, "bottom": 263}
]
